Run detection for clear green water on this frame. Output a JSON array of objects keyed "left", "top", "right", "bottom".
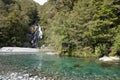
[{"left": 0, "top": 53, "right": 120, "bottom": 80}]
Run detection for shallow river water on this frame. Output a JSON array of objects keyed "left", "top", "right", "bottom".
[{"left": 0, "top": 53, "right": 120, "bottom": 80}]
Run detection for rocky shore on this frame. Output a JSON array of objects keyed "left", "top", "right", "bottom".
[
  {"left": 0, "top": 47, "right": 57, "bottom": 55},
  {"left": 0, "top": 72, "right": 54, "bottom": 80},
  {"left": 0, "top": 47, "right": 40, "bottom": 52}
]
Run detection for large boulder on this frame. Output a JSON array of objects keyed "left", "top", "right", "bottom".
[{"left": 99, "top": 56, "right": 120, "bottom": 62}]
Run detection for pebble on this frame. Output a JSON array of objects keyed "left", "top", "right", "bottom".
[
  {"left": 0, "top": 72, "right": 117, "bottom": 80},
  {"left": 0, "top": 72, "right": 55, "bottom": 80}
]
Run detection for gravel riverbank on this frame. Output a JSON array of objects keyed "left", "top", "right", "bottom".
[{"left": 0, "top": 72, "right": 55, "bottom": 80}]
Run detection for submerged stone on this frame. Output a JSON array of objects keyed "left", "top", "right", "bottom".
[{"left": 73, "top": 64, "right": 81, "bottom": 68}]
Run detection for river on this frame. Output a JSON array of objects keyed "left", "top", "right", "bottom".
[{"left": 0, "top": 53, "right": 120, "bottom": 80}]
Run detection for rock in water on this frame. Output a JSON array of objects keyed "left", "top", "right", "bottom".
[{"left": 99, "top": 56, "right": 120, "bottom": 62}]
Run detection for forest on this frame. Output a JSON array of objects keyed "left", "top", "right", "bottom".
[{"left": 0, "top": 0, "right": 120, "bottom": 57}]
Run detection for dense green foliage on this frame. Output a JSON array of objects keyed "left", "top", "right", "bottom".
[
  {"left": 38, "top": 0, "right": 120, "bottom": 57},
  {"left": 0, "top": 0, "right": 120, "bottom": 57},
  {"left": 0, "top": 0, "right": 39, "bottom": 47}
]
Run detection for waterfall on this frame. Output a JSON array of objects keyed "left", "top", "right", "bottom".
[{"left": 31, "top": 24, "right": 43, "bottom": 48}]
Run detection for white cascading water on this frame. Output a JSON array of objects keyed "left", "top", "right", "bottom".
[{"left": 31, "top": 24, "right": 43, "bottom": 48}]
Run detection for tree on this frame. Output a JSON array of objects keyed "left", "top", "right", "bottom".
[{"left": 0, "top": 0, "right": 39, "bottom": 47}]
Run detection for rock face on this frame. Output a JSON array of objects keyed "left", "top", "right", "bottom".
[
  {"left": 30, "top": 24, "right": 43, "bottom": 48},
  {"left": 99, "top": 56, "right": 120, "bottom": 62}
]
